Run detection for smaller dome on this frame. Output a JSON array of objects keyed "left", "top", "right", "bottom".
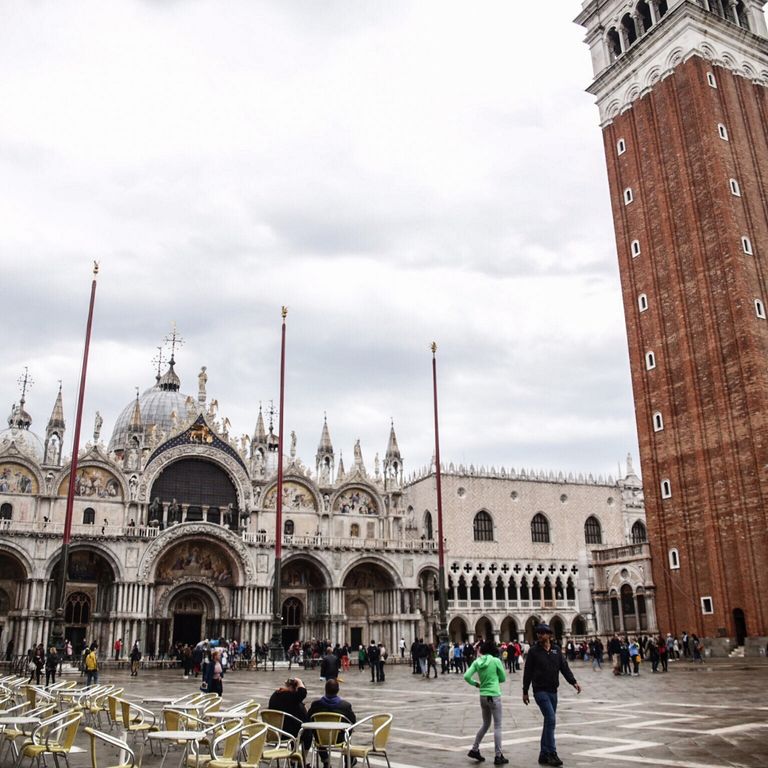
[
  {"left": 7, "top": 402, "right": 32, "bottom": 430},
  {"left": 0, "top": 427, "right": 44, "bottom": 462}
]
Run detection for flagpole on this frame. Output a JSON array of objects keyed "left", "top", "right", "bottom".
[
  {"left": 49, "top": 262, "right": 99, "bottom": 649},
  {"left": 269, "top": 306, "right": 288, "bottom": 663},
  {"left": 431, "top": 342, "right": 449, "bottom": 644}
]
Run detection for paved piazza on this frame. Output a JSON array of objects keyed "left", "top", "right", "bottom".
[{"left": 68, "top": 656, "right": 768, "bottom": 768}]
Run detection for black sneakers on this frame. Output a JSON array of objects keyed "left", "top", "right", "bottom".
[
  {"left": 493, "top": 755, "right": 509, "bottom": 765},
  {"left": 538, "top": 755, "right": 563, "bottom": 767},
  {"left": 467, "top": 750, "right": 485, "bottom": 762}
]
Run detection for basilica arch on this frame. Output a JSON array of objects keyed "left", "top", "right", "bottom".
[
  {"left": 142, "top": 445, "right": 252, "bottom": 516},
  {"left": 342, "top": 559, "right": 400, "bottom": 651},
  {"left": 148, "top": 535, "right": 244, "bottom": 650},
  {"left": 48, "top": 545, "right": 119, "bottom": 651},
  {"left": 279, "top": 555, "right": 332, "bottom": 645},
  {"left": 0, "top": 548, "right": 29, "bottom": 655}
]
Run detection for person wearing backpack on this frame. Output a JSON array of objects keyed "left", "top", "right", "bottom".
[
  {"left": 130, "top": 641, "right": 142, "bottom": 677},
  {"left": 84, "top": 643, "right": 99, "bottom": 686}
]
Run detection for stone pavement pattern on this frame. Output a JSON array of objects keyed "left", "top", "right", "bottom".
[{"left": 70, "top": 657, "right": 768, "bottom": 768}]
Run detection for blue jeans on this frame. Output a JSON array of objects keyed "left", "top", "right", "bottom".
[{"left": 533, "top": 690, "right": 558, "bottom": 756}]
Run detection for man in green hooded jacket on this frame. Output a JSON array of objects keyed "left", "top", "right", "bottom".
[{"left": 464, "top": 640, "right": 508, "bottom": 764}]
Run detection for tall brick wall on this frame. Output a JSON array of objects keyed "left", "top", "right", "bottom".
[{"left": 603, "top": 54, "right": 768, "bottom": 640}]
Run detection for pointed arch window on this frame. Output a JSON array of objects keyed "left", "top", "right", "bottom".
[
  {"left": 64, "top": 592, "right": 91, "bottom": 625},
  {"left": 531, "top": 513, "right": 550, "bottom": 543},
  {"left": 283, "top": 597, "right": 302, "bottom": 626},
  {"left": 424, "top": 510, "right": 434, "bottom": 540},
  {"left": 653, "top": 411, "right": 664, "bottom": 432},
  {"left": 584, "top": 516, "right": 602, "bottom": 544},
  {"left": 631, "top": 520, "right": 648, "bottom": 544},
  {"left": 470, "top": 576, "right": 481, "bottom": 601},
  {"left": 473, "top": 511, "right": 494, "bottom": 542}
]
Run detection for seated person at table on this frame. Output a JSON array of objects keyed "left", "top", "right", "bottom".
[
  {"left": 268, "top": 677, "right": 312, "bottom": 749},
  {"left": 307, "top": 679, "right": 356, "bottom": 767}
]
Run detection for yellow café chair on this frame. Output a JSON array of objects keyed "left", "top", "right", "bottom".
[
  {"left": 307, "top": 712, "right": 351, "bottom": 768},
  {"left": 207, "top": 723, "right": 267, "bottom": 768},
  {"left": 347, "top": 714, "right": 393, "bottom": 768},
  {"left": 17, "top": 711, "right": 83, "bottom": 768},
  {"left": 84, "top": 727, "right": 136, "bottom": 768}
]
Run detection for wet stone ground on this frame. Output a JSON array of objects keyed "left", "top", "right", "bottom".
[{"left": 49, "top": 655, "right": 768, "bottom": 768}]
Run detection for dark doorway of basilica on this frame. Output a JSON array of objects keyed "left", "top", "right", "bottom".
[
  {"left": 350, "top": 627, "right": 363, "bottom": 650},
  {"left": 169, "top": 590, "right": 214, "bottom": 646},
  {"left": 173, "top": 614, "right": 203, "bottom": 646},
  {"left": 733, "top": 608, "right": 747, "bottom": 646}
]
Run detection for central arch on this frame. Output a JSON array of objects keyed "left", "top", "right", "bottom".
[
  {"left": 149, "top": 458, "right": 239, "bottom": 525},
  {"left": 343, "top": 560, "right": 398, "bottom": 648}
]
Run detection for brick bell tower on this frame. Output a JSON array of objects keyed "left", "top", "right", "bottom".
[{"left": 575, "top": 0, "right": 768, "bottom": 655}]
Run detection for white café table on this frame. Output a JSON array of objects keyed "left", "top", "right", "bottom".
[{"left": 0, "top": 717, "right": 42, "bottom": 759}]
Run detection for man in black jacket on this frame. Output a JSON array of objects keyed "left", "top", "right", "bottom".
[
  {"left": 307, "top": 678, "right": 356, "bottom": 768},
  {"left": 366, "top": 640, "right": 381, "bottom": 682},
  {"left": 522, "top": 624, "right": 581, "bottom": 767},
  {"left": 320, "top": 646, "right": 341, "bottom": 681}
]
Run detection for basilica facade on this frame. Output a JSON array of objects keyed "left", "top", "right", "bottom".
[{"left": 0, "top": 357, "right": 655, "bottom": 657}]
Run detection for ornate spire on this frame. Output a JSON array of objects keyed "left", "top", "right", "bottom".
[
  {"left": 43, "top": 381, "right": 65, "bottom": 466},
  {"left": 336, "top": 451, "right": 346, "bottom": 482},
  {"left": 253, "top": 404, "right": 267, "bottom": 444},
  {"left": 315, "top": 413, "right": 335, "bottom": 484},
  {"left": 129, "top": 390, "right": 143, "bottom": 432},
  {"left": 385, "top": 419, "right": 401, "bottom": 461},
  {"left": 317, "top": 413, "right": 333, "bottom": 453},
  {"left": 383, "top": 418, "right": 403, "bottom": 489},
  {"left": 47, "top": 383, "right": 65, "bottom": 431}
]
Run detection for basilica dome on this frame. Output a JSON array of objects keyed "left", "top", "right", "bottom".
[
  {"left": 0, "top": 402, "right": 44, "bottom": 462},
  {"left": 108, "top": 362, "right": 193, "bottom": 453}
]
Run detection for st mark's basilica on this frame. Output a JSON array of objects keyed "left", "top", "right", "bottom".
[{"left": 0, "top": 345, "right": 655, "bottom": 657}]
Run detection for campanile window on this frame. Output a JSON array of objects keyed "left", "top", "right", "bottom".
[{"left": 624, "top": 188, "right": 634, "bottom": 204}]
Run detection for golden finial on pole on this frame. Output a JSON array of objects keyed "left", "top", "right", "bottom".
[
  {"left": 431, "top": 341, "right": 437, "bottom": 355},
  {"left": 282, "top": 306, "right": 288, "bottom": 319},
  {"left": 93, "top": 261, "right": 100, "bottom": 276}
]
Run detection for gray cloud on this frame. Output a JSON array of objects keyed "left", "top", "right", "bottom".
[{"left": 0, "top": 1, "right": 648, "bottom": 479}]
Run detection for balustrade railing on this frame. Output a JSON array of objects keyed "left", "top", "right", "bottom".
[{"left": 0, "top": 518, "right": 435, "bottom": 551}]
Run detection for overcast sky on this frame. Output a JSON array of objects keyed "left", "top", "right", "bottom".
[{"left": 1, "top": 1, "right": 646, "bottom": 481}]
